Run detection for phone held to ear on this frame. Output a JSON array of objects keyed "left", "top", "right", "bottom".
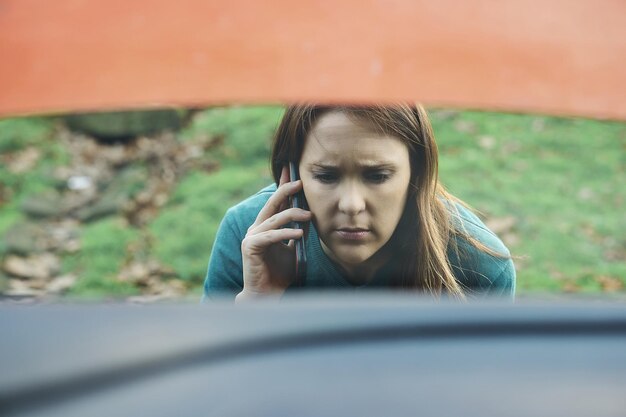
[{"left": 289, "top": 161, "right": 308, "bottom": 285}]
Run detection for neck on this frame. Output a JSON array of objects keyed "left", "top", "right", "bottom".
[{"left": 320, "top": 241, "right": 393, "bottom": 285}]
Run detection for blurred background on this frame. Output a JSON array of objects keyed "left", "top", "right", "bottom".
[{"left": 0, "top": 106, "right": 624, "bottom": 302}]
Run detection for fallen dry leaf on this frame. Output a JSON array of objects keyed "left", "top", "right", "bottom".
[
  {"left": 595, "top": 275, "right": 624, "bottom": 292},
  {"left": 47, "top": 274, "right": 77, "bottom": 293},
  {"left": 126, "top": 280, "right": 187, "bottom": 303},
  {"left": 478, "top": 135, "right": 496, "bottom": 150},
  {"left": 531, "top": 118, "right": 546, "bottom": 132},
  {"left": 453, "top": 120, "right": 477, "bottom": 134},
  {"left": 604, "top": 248, "right": 626, "bottom": 261},
  {"left": 7, "top": 147, "right": 41, "bottom": 174},
  {"left": 484, "top": 216, "right": 517, "bottom": 235},
  {"left": 577, "top": 187, "right": 595, "bottom": 201},
  {"left": 118, "top": 262, "right": 151, "bottom": 284},
  {"left": 3, "top": 253, "right": 60, "bottom": 280},
  {"left": 501, "top": 232, "right": 520, "bottom": 247},
  {"left": 6, "top": 279, "right": 43, "bottom": 297},
  {"left": 562, "top": 282, "right": 580, "bottom": 293}
]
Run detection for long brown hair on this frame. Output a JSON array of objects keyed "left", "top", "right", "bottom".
[{"left": 271, "top": 103, "right": 497, "bottom": 299}]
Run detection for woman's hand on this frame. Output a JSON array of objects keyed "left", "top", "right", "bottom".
[{"left": 236, "top": 166, "right": 311, "bottom": 301}]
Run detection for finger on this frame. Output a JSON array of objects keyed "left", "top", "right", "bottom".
[
  {"left": 277, "top": 166, "right": 290, "bottom": 212},
  {"left": 249, "top": 207, "right": 311, "bottom": 235},
  {"left": 278, "top": 165, "right": 290, "bottom": 187},
  {"left": 278, "top": 199, "right": 288, "bottom": 213},
  {"left": 242, "top": 228, "right": 304, "bottom": 254},
  {"left": 251, "top": 180, "right": 303, "bottom": 227}
]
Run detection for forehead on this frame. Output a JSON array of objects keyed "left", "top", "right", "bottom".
[{"left": 303, "top": 111, "right": 408, "bottom": 163}]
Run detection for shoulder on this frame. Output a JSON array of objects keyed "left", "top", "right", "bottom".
[
  {"left": 446, "top": 201, "right": 516, "bottom": 298},
  {"left": 448, "top": 202, "right": 510, "bottom": 256},
  {"left": 221, "top": 183, "right": 277, "bottom": 234}
]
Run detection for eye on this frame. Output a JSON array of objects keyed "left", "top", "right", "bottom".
[
  {"left": 364, "top": 170, "right": 392, "bottom": 184},
  {"left": 312, "top": 170, "right": 339, "bottom": 184}
]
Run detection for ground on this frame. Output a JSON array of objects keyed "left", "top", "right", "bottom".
[{"left": 0, "top": 106, "right": 624, "bottom": 301}]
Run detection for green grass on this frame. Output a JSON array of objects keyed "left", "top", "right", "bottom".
[
  {"left": 180, "top": 105, "right": 284, "bottom": 166},
  {"left": 0, "top": 118, "right": 67, "bottom": 194},
  {"left": 149, "top": 105, "right": 281, "bottom": 288},
  {"left": 433, "top": 110, "right": 626, "bottom": 293},
  {"left": 63, "top": 218, "right": 140, "bottom": 298},
  {"left": 0, "top": 117, "right": 70, "bottom": 255},
  {"left": 150, "top": 162, "right": 272, "bottom": 286},
  {"left": 0, "top": 117, "right": 55, "bottom": 153}
]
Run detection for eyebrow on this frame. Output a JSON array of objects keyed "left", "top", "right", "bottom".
[{"left": 309, "top": 162, "right": 397, "bottom": 170}]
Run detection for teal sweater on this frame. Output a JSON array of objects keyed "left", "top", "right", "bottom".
[{"left": 204, "top": 185, "right": 516, "bottom": 299}]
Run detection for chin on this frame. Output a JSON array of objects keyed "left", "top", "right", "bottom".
[{"left": 333, "top": 247, "right": 376, "bottom": 266}]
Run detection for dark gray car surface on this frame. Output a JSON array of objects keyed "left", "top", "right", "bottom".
[{"left": 1, "top": 294, "right": 626, "bottom": 416}]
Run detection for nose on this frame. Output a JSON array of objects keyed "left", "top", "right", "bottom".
[{"left": 337, "top": 181, "right": 366, "bottom": 215}]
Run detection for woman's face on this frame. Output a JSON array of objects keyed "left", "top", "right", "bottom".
[{"left": 299, "top": 111, "right": 412, "bottom": 277}]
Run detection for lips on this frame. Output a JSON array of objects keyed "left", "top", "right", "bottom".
[{"left": 336, "top": 228, "right": 370, "bottom": 241}]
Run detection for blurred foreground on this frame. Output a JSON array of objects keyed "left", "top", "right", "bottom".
[{"left": 1, "top": 296, "right": 626, "bottom": 416}]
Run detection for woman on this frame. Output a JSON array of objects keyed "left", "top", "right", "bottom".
[{"left": 204, "top": 104, "right": 515, "bottom": 301}]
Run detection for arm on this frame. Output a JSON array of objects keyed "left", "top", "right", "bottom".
[
  {"left": 484, "top": 258, "right": 516, "bottom": 299},
  {"left": 202, "top": 175, "right": 310, "bottom": 302}
]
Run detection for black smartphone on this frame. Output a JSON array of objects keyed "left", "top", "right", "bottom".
[{"left": 289, "top": 161, "right": 308, "bottom": 285}]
